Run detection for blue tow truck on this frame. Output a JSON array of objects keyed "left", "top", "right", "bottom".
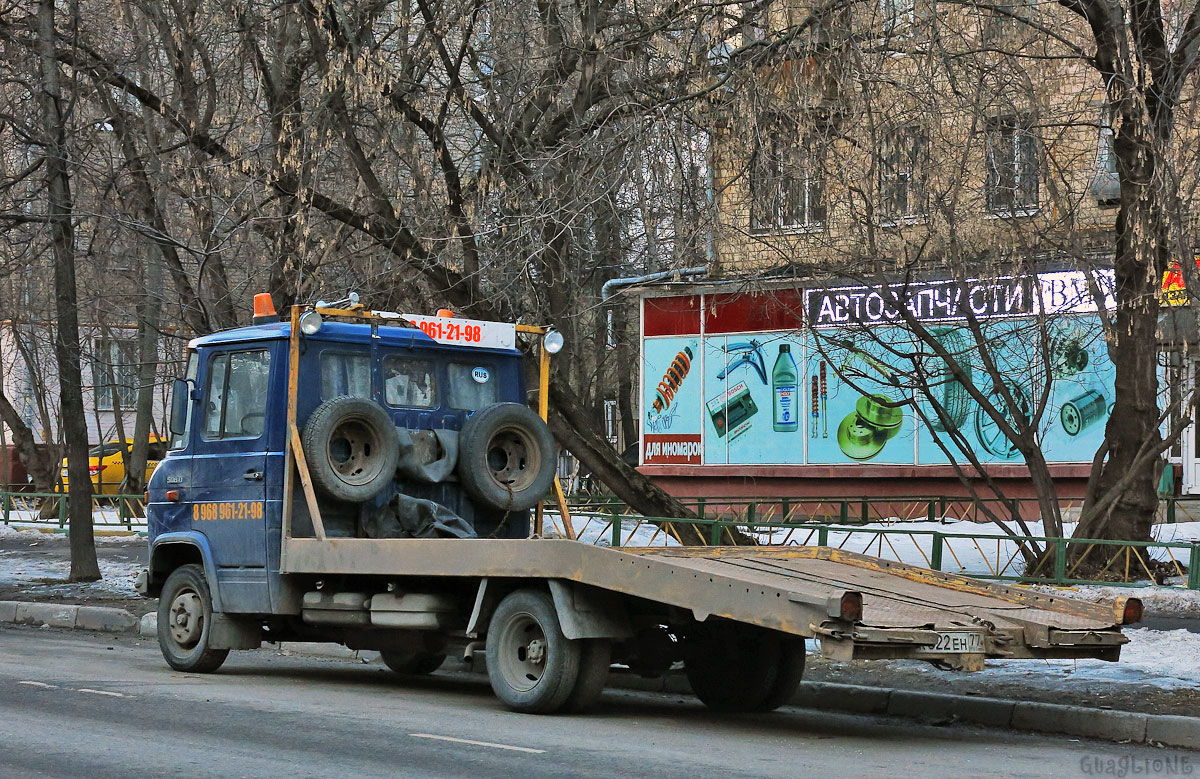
[{"left": 137, "top": 296, "right": 1142, "bottom": 714}]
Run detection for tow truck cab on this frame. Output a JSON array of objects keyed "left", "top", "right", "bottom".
[{"left": 144, "top": 311, "right": 533, "bottom": 616}]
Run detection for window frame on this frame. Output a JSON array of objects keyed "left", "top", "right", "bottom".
[
  {"left": 319, "top": 349, "right": 371, "bottom": 401},
  {"left": 878, "top": 126, "right": 929, "bottom": 225},
  {"left": 447, "top": 362, "right": 500, "bottom": 411},
  {"left": 200, "top": 348, "right": 272, "bottom": 442},
  {"left": 93, "top": 337, "right": 138, "bottom": 412},
  {"left": 750, "top": 128, "right": 827, "bottom": 234},
  {"left": 881, "top": 0, "right": 915, "bottom": 33},
  {"left": 985, "top": 115, "right": 1039, "bottom": 217},
  {"left": 381, "top": 355, "right": 439, "bottom": 409}
]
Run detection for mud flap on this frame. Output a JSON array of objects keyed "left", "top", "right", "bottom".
[{"left": 209, "top": 613, "right": 262, "bottom": 650}]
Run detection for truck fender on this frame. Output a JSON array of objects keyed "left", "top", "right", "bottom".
[
  {"left": 149, "top": 532, "right": 224, "bottom": 613},
  {"left": 466, "top": 579, "right": 634, "bottom": 640},
  {"left": 547, "top": 580, "right": 633, "bottom": 640}
]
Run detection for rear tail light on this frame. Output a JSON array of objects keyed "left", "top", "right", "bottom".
[
  {"left": 839, "top": 591, "right": 863, "bottom": 622},
  {"left": 89, "top": 465, "right": 105, "bottom": 476},
  {"left": 1120, "top": 597, "right": 1143, "bottom": 625}
]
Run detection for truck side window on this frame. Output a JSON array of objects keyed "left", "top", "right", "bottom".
[
  {"left": 383, "top": 356, "right": 436, "bottom": 408},
  {"left": 321, "top": 351, "right": 370, "bottom": 399},
  {"left": 203, "top": 350, "right": 271, "bottom": 440},
  {"left": 448, "top": 363, "right": 498, "bottom": 410}
]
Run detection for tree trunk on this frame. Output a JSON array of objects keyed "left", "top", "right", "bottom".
[
  {"left": 37, "top": 0, "right": 98, "bottom": 581},
  {"left": 0, "top": 387, "right": 58, "bottom": 491},
  {"left": 1072, "top": 127, "right": 1165, "bottom": 571}
]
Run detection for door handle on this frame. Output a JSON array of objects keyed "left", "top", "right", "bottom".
[{"left": 243, "top": 470, "right": 263, "bottom": 481}]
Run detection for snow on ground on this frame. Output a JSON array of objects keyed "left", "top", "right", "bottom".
[
  {"left": 0, "top": 549, "right": 141, "bottom": 597},
  {"left": 874, "top": 627, "right": 1200, "bottom": 691}
]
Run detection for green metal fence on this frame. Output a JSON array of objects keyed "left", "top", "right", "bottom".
[
  {"left": 551, "top": 511, "right": 1200, "bottom": 590},
  {"left": 567, "top": 493, "right": 1195, "bottom": 526},
  {"left": 0, "top": 491, "right": 146, "bottom": 531}
]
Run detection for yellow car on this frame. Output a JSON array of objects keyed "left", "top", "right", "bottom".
[{"left": 60, "top": 437, "right": 167, "bottom": 495}]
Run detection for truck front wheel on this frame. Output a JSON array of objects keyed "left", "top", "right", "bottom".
[
  {"left": 683, "top": 623, "right": 805, "bottom": 712},
  {"left": 157, "top": 564, "right": 229, "bottom": 673},
  {"left": 486, "top": 589, "right": 581, "bottom": 713}
]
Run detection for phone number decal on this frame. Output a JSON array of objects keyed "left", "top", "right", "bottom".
[{"left": 193, "top": 501, "right": 264, "bottom": 521}]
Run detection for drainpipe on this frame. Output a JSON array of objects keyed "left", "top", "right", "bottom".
[{"left": 601, "top": 266, "right": 708, "bottom": 302}]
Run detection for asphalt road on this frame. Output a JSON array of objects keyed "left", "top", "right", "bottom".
[{"left": 0, "top": 628, "right": 1195, "bottom": 779}]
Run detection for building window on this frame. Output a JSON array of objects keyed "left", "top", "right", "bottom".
[
  {"left": 985, "top": 116, "right": 1038, "bottom": 216},
  {"left": 751, "top": 132, "right": 826, "bottom": 232},
  {"left": 603, "top": 399, "right": 619, "bottom": 445},
  {"left": 882, "top": 0, "right": 915, "bottom": 33},
  {"left": 93, "top": 338, "right": 138, "bottom": 411},
  {"left": 982, "top": 0, "right": 1036, "bottom": 40},
  {"left": 879, "top": 127, "right": 927, "bottom": 223},
  {"left": 1090, "top": 116, "right": 1120, "bottom": 205}
]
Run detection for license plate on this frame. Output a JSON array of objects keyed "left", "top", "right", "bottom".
[{"left": 917, "top": 631, "right": 984, "bottom": 654}]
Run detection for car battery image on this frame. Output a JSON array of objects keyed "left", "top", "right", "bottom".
[{"left": 707, "top": 380, "right": 758, "bottom": 439}]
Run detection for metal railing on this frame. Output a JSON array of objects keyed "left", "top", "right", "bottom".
[
  {"left": 0, "top": 491, "right": 147, "bottom": 531},
  {"left": 543, "top": 511, "right": 1200, "bottom": 590},
  {"left": 566, "top": 493, "right": 1199, "bottom": 526}
]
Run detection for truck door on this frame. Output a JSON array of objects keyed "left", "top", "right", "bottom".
[{"left": 190, "top": 346, "right": 274, "bottom": 613}]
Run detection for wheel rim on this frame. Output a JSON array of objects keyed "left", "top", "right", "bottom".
[
  {"left": 485, "top": 425, "right": 540, "bottom": 492},
  {"left": 495, "top": 610, "right": 548, "bottom": 693},
  {"left": 168, "top": 589, "right": 204, "bottom": 650},
  {"left": 326, "top": 416, "right": 384, "bottom": 486}
]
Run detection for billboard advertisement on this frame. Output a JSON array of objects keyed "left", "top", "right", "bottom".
[
  {"left": 639, "top": 275, "right": 1116, "bottom": 468},
  {"left": 642, "top": 336, "right": 703, "bottom": 464}
]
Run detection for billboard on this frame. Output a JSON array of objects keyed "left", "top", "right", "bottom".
[{"left": 640, "top": 275, "right": 1117, "bottom": 468}]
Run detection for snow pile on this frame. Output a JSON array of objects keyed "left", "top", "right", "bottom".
[{"left": 960, "top": 628, "right": 1200, "bottom": 690}]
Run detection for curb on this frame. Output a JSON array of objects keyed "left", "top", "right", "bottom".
[{"left": 3, "top": 600, "right": 1197, "bottom": 750}]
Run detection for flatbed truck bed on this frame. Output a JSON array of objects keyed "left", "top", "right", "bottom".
[{"left": 282, "top": 536, "right": 1134, "bottom": 669}]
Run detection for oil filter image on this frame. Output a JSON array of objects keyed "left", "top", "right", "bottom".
[
  {"left": 1060, "top": 389, "right": 1106, "bottom": 436},
  {"left": 650, "top": 347, "right": 693, "bottom": 417}
]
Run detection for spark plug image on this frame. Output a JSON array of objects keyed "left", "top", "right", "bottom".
[{"left": 650, "top": 347, "right": 694, "bottom": 417}]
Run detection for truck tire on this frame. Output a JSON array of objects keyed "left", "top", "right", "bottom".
[
  {"left": 486, "top": 588, "right": 581, "bottom": 713},
  {"left": 380, "top": 649, "right": 446, "bottom": 676},
  {"left": 564, "top": 638, "right": 611, "bottom": 713},
  {"left": 157, "top": 564, "right": 229, "bottom": 673},
  {"left": 755, "top": 638, "right": 806, "bottom": 712},
  {"left": 458, "top": 403, "right": 557, "bottom": 512},
  {"left": 683, "top": 623, "right": 803, "bottom": 713},
  {"left": 302, "top": 396, "right": 400, "bottom": 503}
]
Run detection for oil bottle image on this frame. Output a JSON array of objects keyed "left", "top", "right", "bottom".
[{"left": 772, "top": 344, "right": 799, "bottom": 432}]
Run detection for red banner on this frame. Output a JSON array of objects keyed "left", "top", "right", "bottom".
[{"left": 643, "top": 434, "right": 703, "bottom": 465}]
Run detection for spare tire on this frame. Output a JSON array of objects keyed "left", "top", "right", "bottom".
[
  {"left": 302, "top": 396, "right": 400, "bottom": 503},
  {"left": 458, "top": 403, "right": 557, "bottom": 512}
]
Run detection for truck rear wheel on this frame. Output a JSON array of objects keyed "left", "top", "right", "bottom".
[
  {"left": 458, "top": 403, "right": 557, "bottom": 512},
  {"left": 564, "top": 638, "right": 611, "bottom": 713},
  {"left": 302, "top": 396, "right": 400, "bottom": 503},
  {"left": 683, "top": 623, "right": 804, "bottom": 712},
  {"left": 380, "top": 649, "right": 446, "bottom": 676},
  {"left": 157, "top": 564, "right": 229, "bottom": 673},
  {"left": 486, "top": 589, "right": 580, "bottom": 713}
]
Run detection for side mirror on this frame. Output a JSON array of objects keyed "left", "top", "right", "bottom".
[{"left": 169, "top": 379, "right": 191, "bottom": 436}]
